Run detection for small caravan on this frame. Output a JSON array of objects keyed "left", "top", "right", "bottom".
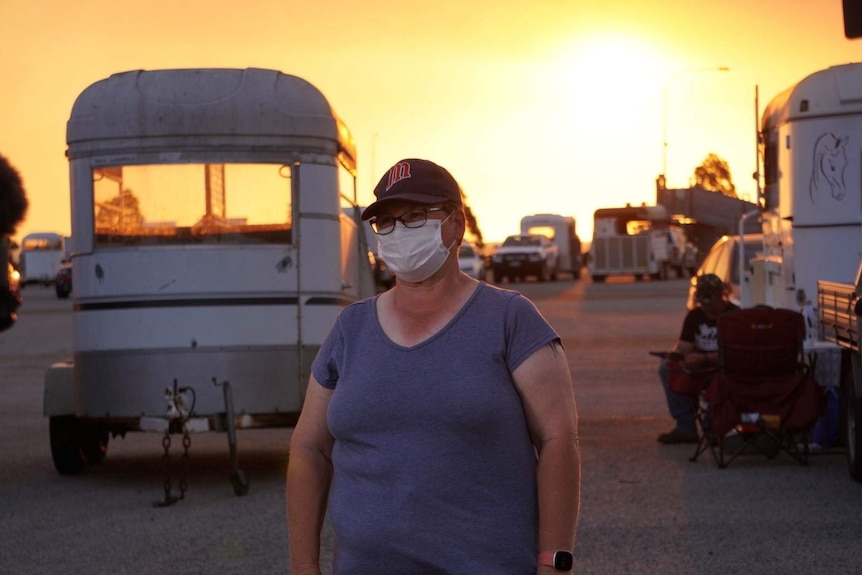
[{"left": 43, "top": 68, "right": 375, "bottom": 494}]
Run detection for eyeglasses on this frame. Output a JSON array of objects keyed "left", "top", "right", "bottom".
[{"left": 370, "top": 207, "right": 447, "bottom": 235}]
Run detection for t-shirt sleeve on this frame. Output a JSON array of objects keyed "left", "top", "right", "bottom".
[
  {"left": 311, "top": 317, "right": 345, "bottom": 390},
  {"left": 679, "top": 309, "right": 699, "bottom": 343},
  {"left": 504, "top": 293, "right": 561, "bottom": 374}
]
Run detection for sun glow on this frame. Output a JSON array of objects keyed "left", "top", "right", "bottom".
[{"left": 556, "top": 34, "right": 671, "bottom": 132}]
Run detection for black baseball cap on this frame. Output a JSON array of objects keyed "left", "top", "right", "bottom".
[
  {"left": 695, "top": 273, "right": 725, "bottom": 303},
  {"left": 361, "top": 158, "right": 463, "bottom": 220}
]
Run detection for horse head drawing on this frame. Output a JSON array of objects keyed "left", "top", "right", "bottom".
[{"left": 809, "top": 132, "right": 848, "bottom": 203}]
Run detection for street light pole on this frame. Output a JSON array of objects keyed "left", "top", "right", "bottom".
[
  {"left": 370, "top": 132, "right": 379, "bottom": 191},
  {"left": 661, "top": 66, "right": 730, "bottom": 185}
]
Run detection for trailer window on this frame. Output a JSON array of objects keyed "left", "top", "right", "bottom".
[
  {"left": 92, "top": 163, "right": 292, "bottom": 246},
  {"left": 22, "top": 237, "right": 63, "bottom": 251},
  {"left": 523, "top": 225, "right": 555, "bottom": 240},
  {"left": 626, "top": 220, "right": 652, "bottom": 235}
]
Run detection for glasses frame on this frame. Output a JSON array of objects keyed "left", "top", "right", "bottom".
[{"left": 370, "top": 207, "right": 447, "bottom": 235}]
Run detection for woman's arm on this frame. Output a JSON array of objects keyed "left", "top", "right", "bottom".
[
  {"left": 286, "top": 376, "right": 335, "bottom": 575},
  {"left": 512, "top": 341, "right": 581, "bottom": 574}
]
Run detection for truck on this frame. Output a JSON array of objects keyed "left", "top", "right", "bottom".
[
  {"left": 738, "top": 61, "right": 862, "bottom": 481},
  {"left": 655, "top": 183, "right": 760, "bottom": 260},
  {"left": 490, "top": 233, "right": 559, "bottom": 283},
  {"left": 519, "top": 213, "right": 583, "bottom": 279},
  {"left": 588, "top": 204, "right": 690, "bottom": 282},
  {"left": 43, "top": 68, "right": 376, "bottom": 495}
]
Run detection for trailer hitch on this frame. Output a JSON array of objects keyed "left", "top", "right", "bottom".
[{"left": 154, "top": 379, "right": 195, "bottom": 508}]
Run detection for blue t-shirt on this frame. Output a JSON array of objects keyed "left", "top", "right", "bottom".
[{"left": 312, "top": 282, "right": 560, "bottom": 574}]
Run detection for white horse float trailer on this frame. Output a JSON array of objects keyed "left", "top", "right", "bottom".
[{"left": 43, "top": 68, "right": 375, "bottom": 497}]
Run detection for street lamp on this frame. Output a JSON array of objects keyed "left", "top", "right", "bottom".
[{"left": 661, "top": 66, "right": 730, "bottom": 185}]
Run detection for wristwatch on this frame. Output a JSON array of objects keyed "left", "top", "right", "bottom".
[{"left": 538, "top": 550, "right": 574, "bottom": 571}]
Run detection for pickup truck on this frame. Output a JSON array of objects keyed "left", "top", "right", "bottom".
[
  {"left": 817, "top": 278, "right": 862, "bottom": 481},
  {"left": 491, "top": 234, "right": 559, "bottom": 283}
]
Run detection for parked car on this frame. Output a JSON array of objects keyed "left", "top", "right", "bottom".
[
  {"left": 491, "top": 234, "right": 559, "bottom": 283},
  {"left": 358, "top": 216, "right": 394, "bottom": 291},
  {"left": 367, "top": 250, "right": 394, "bottom": 291},
  {"left": 686, "top": 233, "right": 763, "bottom": 310},
  {"left": 458, "top": 242, "right": 486, "bottom": 280},
  {"left": 55, "top": 261, "right": 72, "bottom": 299}
]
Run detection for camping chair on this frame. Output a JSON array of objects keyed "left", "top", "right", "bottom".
[{"left": 690, "top": 307, "right": 825, "bottom": 468}]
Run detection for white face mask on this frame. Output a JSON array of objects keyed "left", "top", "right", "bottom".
[{"left": 377, "top": 214, "right": 454, "bottom": 283}]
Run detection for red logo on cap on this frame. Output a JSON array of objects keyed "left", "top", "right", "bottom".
[{"left": 385, "top": 162, "right": 412, "bottom": 191}]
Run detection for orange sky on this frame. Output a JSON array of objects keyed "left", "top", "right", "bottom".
[{"left": 1, "top": 0, "right": 861, "bottom": 245}]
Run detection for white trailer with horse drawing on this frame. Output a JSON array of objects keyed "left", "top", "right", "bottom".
[
  {"left": 43, "top": 68, "right": 375, "bottom": 497},
  {"left": 745, "top": 62, "right": 862, "bottom": 481}
]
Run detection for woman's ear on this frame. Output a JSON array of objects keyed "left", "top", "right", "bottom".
[{"left": 454, "top": 210, "right": 467, "bottom": 243}]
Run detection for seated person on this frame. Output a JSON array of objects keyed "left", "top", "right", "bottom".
[{"left": 656, "top": 273, "right": 739, "bottom": 444}]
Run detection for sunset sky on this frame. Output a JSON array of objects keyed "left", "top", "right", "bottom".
[{"left": 2, "top": 1, "right": 861, "bottom": 245}]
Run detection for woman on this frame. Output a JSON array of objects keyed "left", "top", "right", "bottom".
[{"left": 286, "top": 158, "right": 580, "bottom": 574}]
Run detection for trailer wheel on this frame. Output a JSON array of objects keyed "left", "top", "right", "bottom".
[
  {"left": 49, "top": 416, "right": 109, "bottom": 474},
  {"left": 49, "top": 416, "right": 87, "bottom": 475}
]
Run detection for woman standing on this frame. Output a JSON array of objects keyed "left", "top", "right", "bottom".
[{"left": 287, "top": 158, "right": 580, "bottom": 574}]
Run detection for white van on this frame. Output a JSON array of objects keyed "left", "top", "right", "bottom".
[{"left": 19, "top": 232, "right": 64, "bottom": 286}]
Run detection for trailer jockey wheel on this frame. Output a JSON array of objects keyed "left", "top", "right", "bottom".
[{"left": 231, "top": 470, "right": 249, "bottom": 496}]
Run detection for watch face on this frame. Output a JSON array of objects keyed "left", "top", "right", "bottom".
[{"left": 554, "top": 551, "right": 574, "bottom": 571}]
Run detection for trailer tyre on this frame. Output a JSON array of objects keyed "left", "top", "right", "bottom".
[
  {"left": 49, "top": 416, "right": 87, "bottom": 475},
  {"left": 49, "top": 416, "right": 110, "bottom": 474}
]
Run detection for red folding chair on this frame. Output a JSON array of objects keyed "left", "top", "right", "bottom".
[{"left": 690, "top": 307, "right": 826, "bottom": 468}]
